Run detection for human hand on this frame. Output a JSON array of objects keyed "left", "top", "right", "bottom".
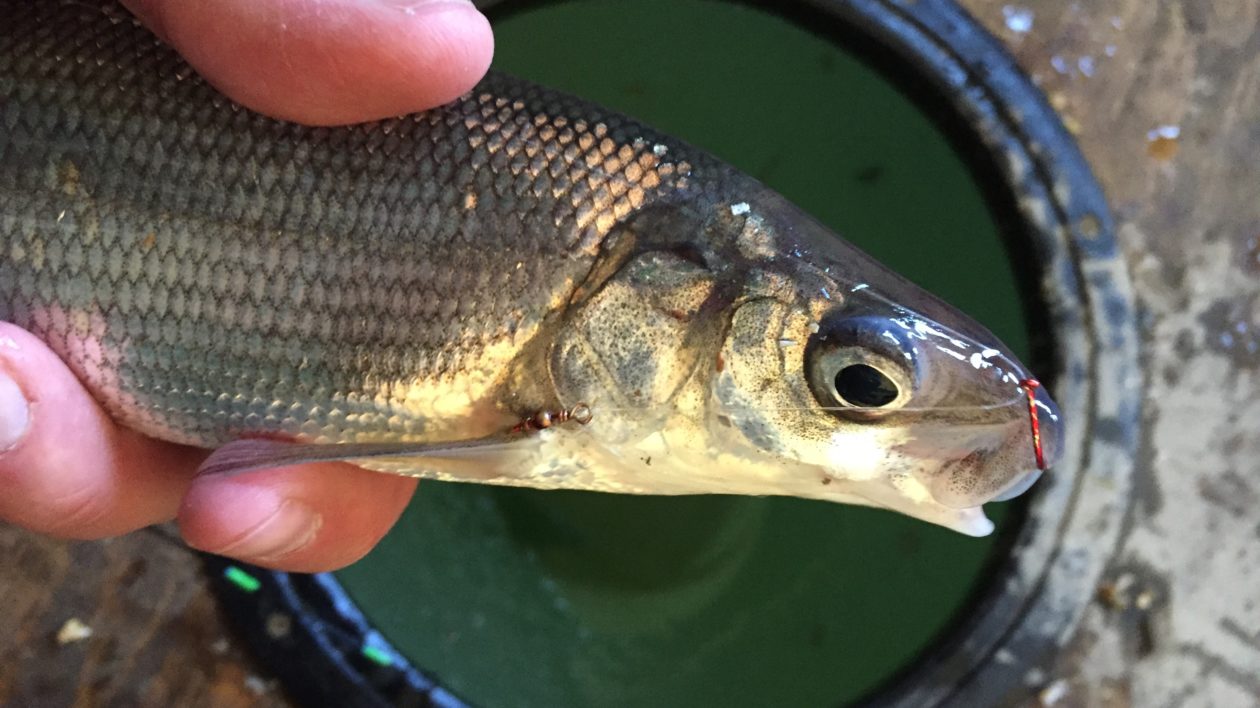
[{"left": 0, "top": 0, "right": 494, "bottom": 572}]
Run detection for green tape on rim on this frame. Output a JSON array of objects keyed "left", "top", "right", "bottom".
[
  {"left": 361, "top": 645, "right": 393, "bottom": 667},
  {"left": 224, "top": 565, "right": 262, "bottom": 593}
]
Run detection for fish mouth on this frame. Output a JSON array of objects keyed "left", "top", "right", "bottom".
[{"left": 947, "top": 380, "right": 1063, "bottom": 507}]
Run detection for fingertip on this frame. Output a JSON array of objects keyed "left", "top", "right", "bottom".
[
  {"left": 0, "top": 324, "right": 198, "bottom": 538},
  {"left": 134, "top": 0, "right": 494, "bottom": 125},
  {"left": 180, "top": 462, "right": 417, "bottom": 572},
  {"left": 119, "top": 0, "right": 168, "bottom": 40}
]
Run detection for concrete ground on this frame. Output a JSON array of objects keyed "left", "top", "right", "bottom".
[{"left": 962, "top": 1, "right": 1260, "bottom": 705}]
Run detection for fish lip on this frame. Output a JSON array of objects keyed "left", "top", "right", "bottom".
[
  {"left": 922, "top": 436, "right": 1048, "bottom": 509},
  {"left": 991, "top": 468, "right": 1044, "bottom": 502}
]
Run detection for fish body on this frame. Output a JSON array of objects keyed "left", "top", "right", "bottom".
[{"left": 0, "top": 1, "right": 1061, "bottom": 534}]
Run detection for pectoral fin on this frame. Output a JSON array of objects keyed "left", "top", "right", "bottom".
[{"left": 197, "top": 435, "right": 524, "bottom": 478}]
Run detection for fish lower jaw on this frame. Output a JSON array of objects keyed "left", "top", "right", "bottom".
[
  {"left": 348, "top": 425, "right": 998, "bottom": 539},
  {"left": 811, "top": 470, "right": 996, "bottom": 537}
]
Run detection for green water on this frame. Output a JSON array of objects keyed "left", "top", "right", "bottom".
[{"left": 335, "top": 1, "right": 1026, "bottom": 706}]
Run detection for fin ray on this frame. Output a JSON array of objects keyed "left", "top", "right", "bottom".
[{"left": 197, "top": 435, "right": 522, "bottom": 478}]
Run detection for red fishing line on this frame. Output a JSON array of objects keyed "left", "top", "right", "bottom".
[{"left": 1019, "top": 378, "right": 1046, "bottom": 470}]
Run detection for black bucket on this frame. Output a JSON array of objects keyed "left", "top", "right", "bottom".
[{"left": 205, "top": 1, "right": 1139, "bottom": 705}]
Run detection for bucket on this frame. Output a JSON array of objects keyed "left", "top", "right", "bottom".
[{"left": 205, "top": 1, "right": 1139, "bottom": 705}]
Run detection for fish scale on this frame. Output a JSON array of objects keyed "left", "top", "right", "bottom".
[{"left": 0, "top": 0, "right": 713, "bottom": 448}]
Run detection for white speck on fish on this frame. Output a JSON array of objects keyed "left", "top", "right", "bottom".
[
  {"left": 730, "top": 202, "right": 750, "bottom": 216},
  {"left": 1078, "top": 56, "right": 1095, "bottom": 77},
  {"left": 820, "top": 287, "right": 832, "bottom": 300},
  {"left": 1147, "top": 124, "right": 1180, "bottom": 141},
  {"left": 851, "top": 283, "right": 869, "bottom": 292},
  {"left": 653, "top": 144, "right": 668, "bottom": 156},
  {"left": 56, "top": 210, "right": 66, "bottom": 223},
  {"left": 778, "top": 338, "right": 797, "bottom": 347}
]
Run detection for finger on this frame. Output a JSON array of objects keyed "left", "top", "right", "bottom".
[
  {"left": 121, "top": 0, "right": 494, "bottom": 125},
  {"left": 0, "top": 324, "right": 202, "bottom": 538},
  {"left": 179, "top": 463, "right": 417, "bottom": 572},
  {"left": 0, "top": 322, "right": 417, "bottom": 568}
]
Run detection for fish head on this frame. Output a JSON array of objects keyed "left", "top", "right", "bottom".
[
  {"left": 545, "top": 192, "right": 1061, "bottom": 535},
  {"left": 702, "top": 194, "right": 1063, "bottom": 535}
]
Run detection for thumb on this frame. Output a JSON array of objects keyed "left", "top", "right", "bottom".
[{"left": 122, "top": 0, "right": 494, "bottom": 126}]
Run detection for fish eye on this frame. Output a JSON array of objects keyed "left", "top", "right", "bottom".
[
  {"left": 834, "top": 364, "right": 899, "bottom": 407},
  {"left": 805, "top": 316, "right": 918, "bottom": 417}
]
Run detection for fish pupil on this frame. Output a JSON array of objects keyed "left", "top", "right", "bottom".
[{"left": 834, "top": 364, "right": 899, "bottom": 407}]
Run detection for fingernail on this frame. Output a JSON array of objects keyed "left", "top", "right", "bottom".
[
  {"left": 222, "top": 499, "right": 323, "bottom": 561},
  {"left": 0, "top": 370, "right": 31, "bottom": 453}
]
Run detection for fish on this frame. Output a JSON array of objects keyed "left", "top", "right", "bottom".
[{"left": 0, "top": 0, "right": 1061, "bottom": 536}]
